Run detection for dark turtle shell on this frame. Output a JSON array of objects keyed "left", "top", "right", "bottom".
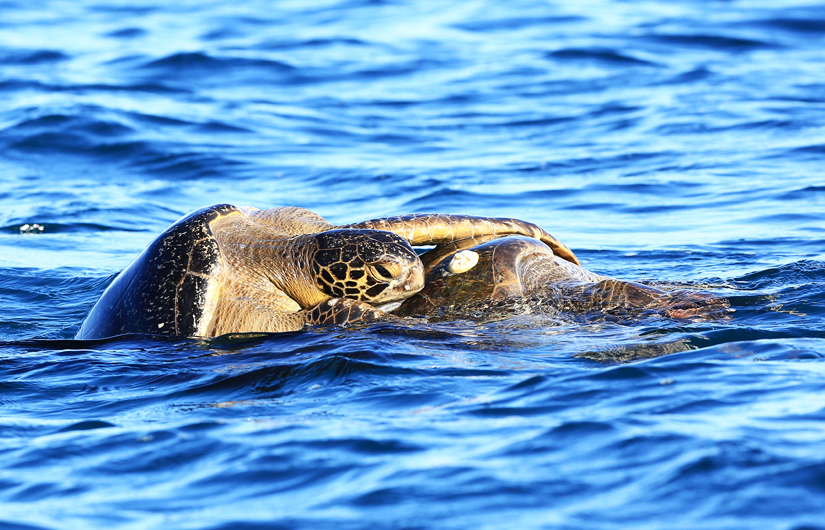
[
  {"left": 76, "top": 204, "right": 238, "bottom": 339},
  {"left": 395, "top": 236, "right": 730, "bottom": 322}
]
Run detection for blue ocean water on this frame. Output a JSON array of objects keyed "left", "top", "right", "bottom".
[{"left": 1, "top": 0, "right": 825, "bottom": 528}]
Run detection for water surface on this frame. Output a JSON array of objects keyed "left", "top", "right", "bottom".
[{"left": 1, "top": 0, "right": 825, "bottom": 528}]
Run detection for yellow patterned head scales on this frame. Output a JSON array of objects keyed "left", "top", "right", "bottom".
[{"left": 311, "top": 229, "right": 425, "bottom": 304}]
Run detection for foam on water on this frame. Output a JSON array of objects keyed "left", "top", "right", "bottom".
[{"left": 1, "top": 0, "right": 825, "bottom": 528}]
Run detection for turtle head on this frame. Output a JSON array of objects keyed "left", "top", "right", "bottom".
[{"left": 311, "top": 229, "right": 425, "bottom": 305}]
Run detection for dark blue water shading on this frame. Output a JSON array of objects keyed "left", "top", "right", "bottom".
[{"left": 1, "top": 0, "right": 825, "bottom": 528}]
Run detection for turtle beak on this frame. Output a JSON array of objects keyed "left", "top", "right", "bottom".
[
  {"left": 381, "top": 260, "right": 424, "bottom": 302},
  {"left": 370, "top": 265, "right": 424, "bottom": 312},
  {"left": 404, "top": 262, "right": 425, "bottom": 294}
]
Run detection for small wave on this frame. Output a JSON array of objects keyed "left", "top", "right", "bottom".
[
  {"left": 751, "top": 17, "right": 825, "bottom": 34},
  {"left": 402, "top": 187, "right": 581, "bottom": 211},
  {"left": 780, "top": 186, "right": 825, "bottom": 200},
  {"left": 69, "top": 83, "right": 190, "bottom": 94},
  {"left": 547, "top": 48, "right": 658, "bottom": 67},
  {"left": 733, "top": 259, "right": 825, "bottom": 289},
  {"left": 724, "top": 119, "right": 804, "bottom": 132},
  {"left": 1, "top": 112, "right": 246, "bottom": 179},
  {"left": 620, "top": 203, "right": 691, "bottom": 214},
  {"left": 7, "top": 114, "right": 136, "bottom": 138},
  {"left": 0, "top": 80, "right": 49, "bottom": 92},
  {"left": 0, "top": 49, "right": 69, "bottom": 64},
  {"left": 500, "top": 116, "right": 575, "bottom": 128},
  {"left": 3, "top": 333, "right": 190, "bottom": 353},
  {"left": 295, "top": 437, "right": 423, "bottom": 455},
  {"left": 642, "top": 33, "right": 772, "bottom": 50},
  {"left": 8, "top": 132, "right": 139, "bottom": 156},
  {"left": 57, "top": 420, "right": 116, "bottom": 433},
  {"left": 252, "top": 37, "right": 369, "bottom": 50},
  {"left": 136, "top": 52, "right": 297, "bottom": 77},
  {"left": 106, "top": 27, "right": 146, "bottom": 39},
  {"left": 0, "top": 519, "right": 49, "bottom": 530},
  {"left": 195, "top": 121, "right": 253, "bottom": 134},
  {"left": 0, "top": 222, "right": 144, "bottom": 234},
  {"left": 88, "top": 4, "right": 156, "bottom": 14},
  {"left": 7, "top": 114, "right": 87, "bottom": 131},
  {"left": 351, "top": 58, "right": 449, "bottom": 80},
  {"left": 660, "top": 67, "right": 715, "bottom": 85},
  {"left": 749, "top": 213, "right": 825, "bottom": 225},
  {"left": 2, "top": 113, "right": 138, "bottom": 157},
  {"left": 786, "top": 143, "right": 825, "bottom": 157},
  {"left": 131, "top": 151, "right": 246, "bottom": 178},
  {"left": 454, "top": 15, "right": 585, "bottom": 33}
]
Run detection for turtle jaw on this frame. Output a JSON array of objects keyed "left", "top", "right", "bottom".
[
  {"left": 372, "top": 261, "right": 425, "bottom": 304},
  {"left": 369, "top": 263, "right": 424, "bottom": 312}
]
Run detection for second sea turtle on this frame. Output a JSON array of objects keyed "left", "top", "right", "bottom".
[{"left": 393, "top": 235, "right": 729, "bottom": 322}]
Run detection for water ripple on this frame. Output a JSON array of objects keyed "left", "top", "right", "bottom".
[{"left": 1, "top": 0, "right": 825, "bottom": 528}]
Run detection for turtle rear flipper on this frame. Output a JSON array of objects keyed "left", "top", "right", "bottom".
[{"left": 569, "top": 280, "right": 730, "bottom": 321}]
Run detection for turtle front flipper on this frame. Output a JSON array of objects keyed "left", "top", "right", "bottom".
[
  {"left": 207, "top": 296, "right": 391, "bottom": 335},
  {"left": 342, "top": 213, "right": 580, "bottom": 266},
  {"left": 306, "top": 298, "right": 392, "bottom": 327}
]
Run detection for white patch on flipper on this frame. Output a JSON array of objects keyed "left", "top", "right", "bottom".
[{"left": 447, "top": 250, "right": 479, "bottom": 274}]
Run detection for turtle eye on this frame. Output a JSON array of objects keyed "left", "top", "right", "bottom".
[
  {"left": 374, "top": 264, "right": 392, "bottom": 278},
  {"left": 369, "top": 263, "right": 400, "bottom": 281}
]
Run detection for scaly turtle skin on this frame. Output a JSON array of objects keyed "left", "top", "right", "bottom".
[
  {"left": 77, "top": 205, "right": 577, "bottom": 338},
  {"left": 394, "top": 236, "right": 729, "bottom": 322}
]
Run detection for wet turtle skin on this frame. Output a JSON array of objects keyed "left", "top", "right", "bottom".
[{"left": 394, "top": 236, "right": 730, "bottom": 322}]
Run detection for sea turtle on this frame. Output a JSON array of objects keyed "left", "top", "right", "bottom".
[
  {"left": 393, "top": 235, "right": 729, "bottom": 322},
  {"left": 77, "top": 204, "right": 578, "bottom": 339}
]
